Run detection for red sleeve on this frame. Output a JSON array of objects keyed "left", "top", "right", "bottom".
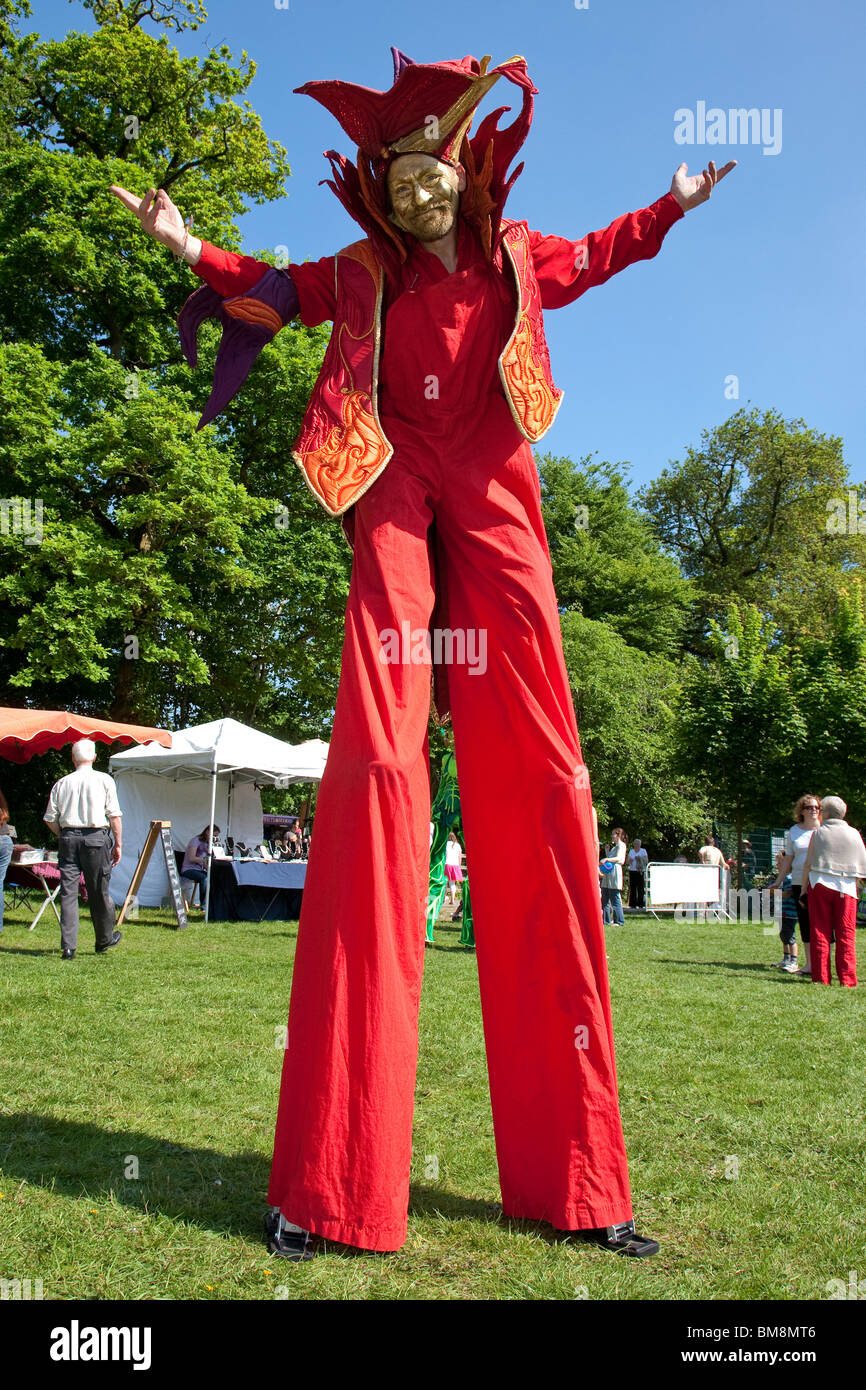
[
  {"left": 190, "top": 240, "right": 271, "bottom": 298},
  {"left": 191, "top": 241, "right": 336, "bottom": 327},
  {"left": 286, "top": 256, "right": 337, "bottom": 328},
  {"left": 528, "top": 192, "right": 685, "bottom": 310}
]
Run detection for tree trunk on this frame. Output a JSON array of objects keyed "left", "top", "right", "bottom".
[{"left": 108, "top": 654, "right": 137, "bottom": 722}]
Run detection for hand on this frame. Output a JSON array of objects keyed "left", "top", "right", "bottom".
[
  {"left": 110, "top": 183, "right": 197, "bottom": 259},
  {"left": 110, "top": 844, "right": 122, "bottom": 867},
  {"left": 670, "top": 159, "right": 736, "bottom": 212}
]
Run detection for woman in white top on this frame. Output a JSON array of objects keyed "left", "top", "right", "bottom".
[
  {"left": 766, "top": 794, "right": 821, "bottom": 977},
  {"left": 600, "top": 828, "right": 627, "bottom": 926}
]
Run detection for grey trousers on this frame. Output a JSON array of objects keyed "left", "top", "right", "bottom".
[{"left": 58, "top": 828, "right": 116, "bottom": 951}]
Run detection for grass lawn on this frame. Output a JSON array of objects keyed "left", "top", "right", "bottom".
[{"left": 0, "top": 897, "right": 863, "bottom": 1301}]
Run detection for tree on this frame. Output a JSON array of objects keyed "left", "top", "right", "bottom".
[
  {"left": 675, "top": 602, "right": 807, "bottom": 881},
  {"left": 539, "top": 453, "right": 692, "bottom": 658},
  {"left": 638, "top": 407, "right": 866, "bottom": 649},
  {"left": 0, "top": 0, "right": 348, "bottom": 734},
  {"left": 559, "top": 610, "right": 705, "bottom": 847},
  {"left": 535, "top": 453, "right": 704, "bottom": 845},
  {"left": 788, "top": 583, "right": 866, "bottom": 824}
]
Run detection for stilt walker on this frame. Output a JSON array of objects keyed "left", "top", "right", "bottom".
[{"left": 113, "top": 44, "right": 735, "bottom": 1263}]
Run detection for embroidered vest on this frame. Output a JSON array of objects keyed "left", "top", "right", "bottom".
[{"left": 293, "top": 220, "right": 563, "bottom": 517}]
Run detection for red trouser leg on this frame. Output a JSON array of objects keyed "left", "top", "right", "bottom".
[
  {"left": 267, "top": 428, "right": 633, "bottom": 1244},
  {"left": 266, "top": 458, "right": 436, "bottom": 1251},
  {"left": 435, "top": 442, "right": 633, "bottom": 1230},
  {"left": 807, "top": 884, "right": 832, "bottom": 984},
  {"left": 834, "top": 892, "right": 858, "bottom": 987}
]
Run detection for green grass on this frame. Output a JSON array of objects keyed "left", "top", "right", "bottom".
[{"left": 0, "top": 898, "right": 863, "bottom": 1300}]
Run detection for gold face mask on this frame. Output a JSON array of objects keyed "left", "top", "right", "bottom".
[{"left": 386, "top": 153, "right": 464, "bottom": 242}]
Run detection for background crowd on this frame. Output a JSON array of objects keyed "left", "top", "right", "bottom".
[{"left": 596, "top": 793, "right": 866, "bottom": 987}]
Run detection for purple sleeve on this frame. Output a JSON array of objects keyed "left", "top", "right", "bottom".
[{"left": 177, "top": 266, "right": 301, "bottom": 429}]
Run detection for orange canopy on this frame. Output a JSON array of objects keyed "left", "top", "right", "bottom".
[{"left": 0, "top": 707, "right": 172, "bottom": 764}]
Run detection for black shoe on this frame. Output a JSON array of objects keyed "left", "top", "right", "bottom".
[
  {"left": 566, "top": 1220, "right": 660, "bottom": 1258},
  {"left": 264, "top": 1210, "right": 314, "bottom": 1262},
  {"left": 95, "top": 931, "right": 122, "bottom": 954},
  {"left": 61, "top": 947, "right": 76, "bottom": 960}
]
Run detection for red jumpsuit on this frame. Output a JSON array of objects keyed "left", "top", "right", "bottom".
[{"left": 192, "top": 192, "right": 683, "bottom": 1250}]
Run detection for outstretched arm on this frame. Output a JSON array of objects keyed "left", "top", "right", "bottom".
[
  {"left": 111, "top": 183, "right": 280, "bottom": 298},
  {"left": 529, "top": 160, "right": 737, "bottom": 310},
  {"left": 111, "top": 181, "right": 337, "bottom": 317},
  {"left": 111, "top": 182, "right": 306, "bottom": 428}
]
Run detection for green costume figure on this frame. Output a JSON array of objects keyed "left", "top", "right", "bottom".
[{"left": 426, "top": 751, "right": 474, "bottom": 947}]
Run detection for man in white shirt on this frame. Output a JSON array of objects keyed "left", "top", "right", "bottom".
[
  {"left": 697, "top": 835, "right": 728, "bottom": 910},
  {"left": 44, "top": 739, "right": 123, "bottom": 959},
  {"left": 697, "top": 836, "right": 725, "bottom": 869}
]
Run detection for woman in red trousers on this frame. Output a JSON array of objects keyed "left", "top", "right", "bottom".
[{"left": 800, "top": 796, "right": 866, "bottom": 987}]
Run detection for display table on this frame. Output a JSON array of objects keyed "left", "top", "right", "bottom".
[
  {"left": 230, "top": 860, "right": 307, "bottom": 890},
  {"left": 5, "top": 860, "right": 88, "bottom": 930},
  {"left": 177, "top": 854, "right": 307, "bottom": 923}
]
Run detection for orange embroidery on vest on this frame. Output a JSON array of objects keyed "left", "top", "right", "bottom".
[
  {"left": 498, "top": 225, "right": 563, "bottom": 443},
  {"left": 294, "top": 239, "right": 393, "bottom": 515},
  {"left": 224, "top": 297, "right": 283, "bottom": 336},
  {"left": 301, "top": 390, "right": 390, "bottom": 514},
  {"left": 500, "top": 312, "right": 562, "bottom": 442}
]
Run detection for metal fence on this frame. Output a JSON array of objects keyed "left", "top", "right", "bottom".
[{"left": 714, "top": 823, "right": 789, "bottom": 881}]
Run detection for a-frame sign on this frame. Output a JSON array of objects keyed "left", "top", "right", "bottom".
[{"left": 117, "top": 820, "right": 189, "bottom": 929}]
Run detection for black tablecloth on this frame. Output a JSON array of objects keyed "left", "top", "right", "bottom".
[{"left": 175, "top": 854, "right": 304, "bottom": 923}]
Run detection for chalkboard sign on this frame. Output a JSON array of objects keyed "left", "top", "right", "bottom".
[
  {"left": 118, "top": 820, "right": 188, "bottom": 930},
  {"left": 159, "top": 823, "right": 189, "bottom": 930}
]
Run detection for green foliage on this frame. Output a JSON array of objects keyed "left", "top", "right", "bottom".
[
  {"left": 2, "top": 340, "right": 263, "bottom": 690},
  {"left": 675, "top": 603, "right": 806, "bottom": 858},
  {"left": 539, "top": 453, "right": 692, "bottom": 658},
  {"left": 78, "top": 0, "right": 208, "bottom": 31},
  {"left": 538, "top": 454, "right": 704, "bottom": 844},
  {"left": 0, "top": 0, "right": 346, "bottom": 734},
  {"left": 0, "top": 11, "right": 291, "bottom": 359},
  {"left": 788, "top": 583, "right": 866, "bottom": 822},
  {"left": 560, "top": 610, "right": 705, "bottom": 845},
  {"left": 639, "top": 407, "right": 866, "bottom": 647}
]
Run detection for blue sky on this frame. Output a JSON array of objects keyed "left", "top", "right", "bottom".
[{"left": 33, "top": 0, "right": 865, "bottom": 489}]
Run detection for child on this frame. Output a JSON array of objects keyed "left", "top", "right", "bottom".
[{"left": 776, "top": 873, "right": 800, "bottom": 973}]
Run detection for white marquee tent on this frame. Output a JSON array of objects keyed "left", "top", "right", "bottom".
[{"left": 108, "top": 718, "right": 328, "bottom": 914}]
